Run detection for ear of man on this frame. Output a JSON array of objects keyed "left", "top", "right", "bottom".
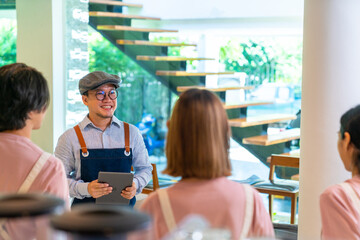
[{"left": 82, "top": 95, "right": 88, "bottom": 105}]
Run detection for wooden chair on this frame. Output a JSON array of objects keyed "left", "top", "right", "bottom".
[
  {"left": 141, "top": 163, "right": 160, "bottom": 194},
  {"left": 253, "top": 154, "right": 300, "bottom": 224},
  {"left": 141, "top": 163, "right": 175, "bottom": 194}
]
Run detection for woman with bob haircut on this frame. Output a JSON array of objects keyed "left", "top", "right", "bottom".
[
  {"left": 320, "top": 105, "right": 360, "bottom": 239},
  {"left": 140, "top": 89, "right": 274, "bottom": 240},
  {"left": 0, "top": 63, "right": 69, "bottom": 240}
]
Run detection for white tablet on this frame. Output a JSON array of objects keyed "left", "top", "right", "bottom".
[{"left": 96, "top": 172, "right": 134, "bottom": 205}]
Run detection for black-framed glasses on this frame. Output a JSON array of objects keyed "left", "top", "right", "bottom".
[{"left": 93, "top": 89, "right": 118, "bottom": 101}]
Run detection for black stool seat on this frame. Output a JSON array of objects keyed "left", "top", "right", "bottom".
[
  {"left": 0, "top": 193, "right": 64, "bottom": 218},
  {"left": 51, "top": 204, "right": 151, "bottom": 236}
]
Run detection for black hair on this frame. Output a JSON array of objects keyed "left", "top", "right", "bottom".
[
  {"left": 0, "top": 63, "right": 50, "bottom": 131},
  {"left": 340, "top": 105, "right": 360, "bottom": 172}
]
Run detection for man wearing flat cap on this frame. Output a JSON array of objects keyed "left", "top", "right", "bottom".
[{"left": 55, "top": 71, "right": 152, "bottom": 206}]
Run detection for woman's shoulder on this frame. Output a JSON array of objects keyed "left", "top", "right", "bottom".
[
  {"left": 320, "top": 180, "right": 355, "bottom": 206},
  {"left": 139, "top": 190, "right": 161, "bottom": 212},
  {"left": 47, "top": 154, "right": 66, "bottom": 166},
  {"left": 37, "top": 153, "right": 67, "bottom": 178},
  {"left": 221, "top": 178, "right": 258, "bottom": 193}
]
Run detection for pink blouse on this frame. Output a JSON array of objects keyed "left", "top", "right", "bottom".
[
  {"left": 140, "top": 177, "right": 274, "bottom": 240},
  {"left": 320, "top": 175, "right": 360, "bottom": 240},
  {"left": 0, "top": 132, "right": 69, "bottom": 239}
]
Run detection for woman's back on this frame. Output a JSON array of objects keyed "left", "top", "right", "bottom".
[
  {"left": 320, "top": 105, "right": 360, "bottom": 239},
  {"left": 320, "top": 176, "right": 360, "bottom": 239},
  {"left": 0, "top": 132, "right": 69, "bottom": 240},
  {"left": 140, "top": 89, "right": 274, "bottom": 239},
  {"left": 0, "top": 132, "right": 68, "bottom": 197},
  {"left": 140, "top": 177, "right": 274, "bottom": 239}
]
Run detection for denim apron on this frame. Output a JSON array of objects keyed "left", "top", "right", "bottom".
[{"left": 72, "top": 122, "right": 136, "bottom": 207}]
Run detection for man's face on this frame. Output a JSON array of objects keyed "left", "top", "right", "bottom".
[{"left": 82, "top": 84, "right": 118, "bottom": 121}]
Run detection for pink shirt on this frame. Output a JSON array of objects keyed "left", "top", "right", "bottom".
[
  {"left": 0, "top": 132, "right": 69, "bottom": 239},
  {"left": 140, "top": 177, "right": 274, "bottom": 240},
  {"left": 320, "top": 176, "right": 360, "bottom": 240}
]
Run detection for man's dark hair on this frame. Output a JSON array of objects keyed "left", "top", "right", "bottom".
[{"left": 0, "top": 63, "right": 50, "bottom": 131}]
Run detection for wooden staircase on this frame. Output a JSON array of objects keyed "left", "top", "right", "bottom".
[{"left": 88, "top": 0, "right": 300, "bottom": 168}]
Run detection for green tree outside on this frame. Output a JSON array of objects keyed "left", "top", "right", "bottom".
[
  {"left": 0, "top": 19, "right": 16, "bottom": 66},
  {"left": 219, "top": 37, "right": 302, "bottom": 86}
]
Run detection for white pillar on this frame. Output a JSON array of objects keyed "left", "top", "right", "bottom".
[
  {"left": 16, "top": 0, "right": 65, "bottom": 152},
  {"left": 197, "top": 34, "right": 222, "bottom": 88},
  {"left": 299, "top": 0, "right": 360, "bottom": 239}
]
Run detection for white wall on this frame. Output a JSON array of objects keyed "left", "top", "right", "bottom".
[
  {"left": 127, "top": 0, "right": 304, "bottom": 36},
  {"left": 126, "top": 0, "right": 304, "bottom": 20},
  {"left": 299, "top": 0, "right": 360, "bottom": 239},
  {"left": 16, "top": 0, "right": 65, "bottom": 152}
]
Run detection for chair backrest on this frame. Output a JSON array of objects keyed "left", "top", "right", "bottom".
[
  {"left": 269, "top": 155, "right": 300, "bottom": 181},
  {"left": 131, "top": 163, "right": 159, "bottom": 191},
  {"left": 151, "top": 163, "right": 160, "bottom": 190}
]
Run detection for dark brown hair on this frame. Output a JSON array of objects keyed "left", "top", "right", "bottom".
[{"left": 0, "top": 63, "right": 49, "bottom": 131}]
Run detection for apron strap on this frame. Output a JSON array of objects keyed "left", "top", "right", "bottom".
[
  {"left": 74, "top": 125, "right": 88, "bottom": 157},
  {"left": 123, "top": 122, "right": 130, "bottom": 154},
  {"left": 18, "top": 152, "right": 51, "bottom": 193},
  {"left": 239, "top": 184, "right": 254, "bottom": 240},
  {"left": 158, "top": 185, "right": 254, "bottom": 239},
  {"left": 339, "top": 182, "right": 360, "bottom": 215},
  {"left": 0, "top": 152, "right": 51, "bottom": 239},
  {"left": 158, "top": 188, "right": 177, "bottom": 232}
]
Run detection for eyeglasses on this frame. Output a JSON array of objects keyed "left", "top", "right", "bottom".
[{"left": 93, "top": 89, "right": 118, "bottom": 101}]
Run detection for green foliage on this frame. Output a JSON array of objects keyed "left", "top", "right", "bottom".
[
  {"left": 220, "top": 40, "right": 277, "bottom": 86},
  {"left": 219, "top": 38, "right": 302, "bottom": 85},
  {"left": 0, "top": 20, "right": 16, "bottom": 66},
  {"left": 275, "top": 42, "right": 303, "bottom": 84}
]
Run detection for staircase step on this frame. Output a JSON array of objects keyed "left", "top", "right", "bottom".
[
  {"left": 224, "top": 101, "right": 273, "bottom": 110},
  {"left": 97, "top": 25, "right": 178, "bottom": 33},
  {"left": 229, "top": 114, "right": 296, "bottom": 127},
  {"left": 89, "top": 0, "right": 142, "bottom": 8},
  {"left": 137, "top": 56, "right": 214, "bottom": 61},
  {"left": 89, "top": 12, "right": 160, "bottom": 20},
  {"left": 156, "top": 71, "right": 234, "bottom": 76},
  {"left": 177, "top": 86, "right": 254, "bottom": 92},
  {"left": 89, "top": 0, "right": 142, "bottom": 7},
  {"left": 243, "top": 128, "right": 300, "bottom": 146},
  {"left": 116, "top": 40, "right": 196, "bottom": 47}
]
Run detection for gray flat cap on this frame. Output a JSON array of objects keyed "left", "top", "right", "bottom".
[{"left": 79, "top": 71, "right": 121, "bottom": 95}]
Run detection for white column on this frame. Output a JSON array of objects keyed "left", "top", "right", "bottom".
[
  {"left": 299, "top": 0, "right": 360, "bottom": 239},
  {"left": 197, "top": 34, "right": 221, "bottom": 88},
  {"left": 16, "top": 0, "right": 65, "bottom": 152}
]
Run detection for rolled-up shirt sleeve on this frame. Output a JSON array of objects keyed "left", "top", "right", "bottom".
[
  {"left": 131, "top": 126, "right": 153, "bottom": 194},
  {"left": 55, "top": 130, "right": 90, "bottom": 199}
]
